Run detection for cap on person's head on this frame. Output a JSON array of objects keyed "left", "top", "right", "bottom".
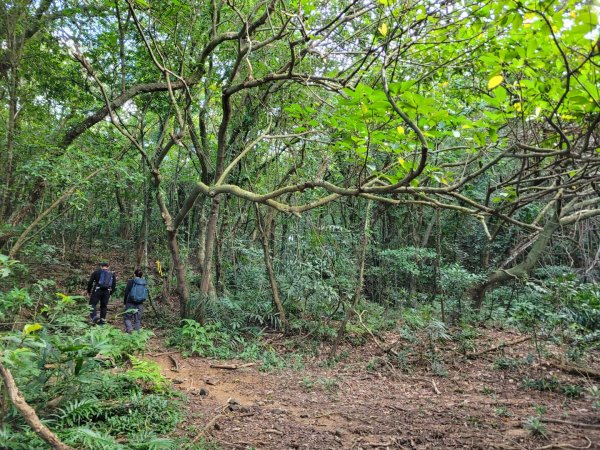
[{"left": 100, "top": 262, "right": 109, "bottom": 268}]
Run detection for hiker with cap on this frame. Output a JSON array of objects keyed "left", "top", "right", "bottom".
[
  {"left": 122, "top": 268, "right": 149, "bottom": 333},
  {"left": 86, "top": 262, "right": 116, "bottom": 325}
]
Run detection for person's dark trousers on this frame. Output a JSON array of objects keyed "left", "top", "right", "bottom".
[
  {"left": 90, "top": 289, "right": 111, "bottom": 324},
  {"left": 124, "top": 302, "right": 143, "bottom": 333}
]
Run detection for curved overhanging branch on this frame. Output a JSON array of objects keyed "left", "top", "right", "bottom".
[
  {"left": 59, "top": 0, "right": 280, "bottom": 150},
  {"left": 379, "top": 49, "right": 428, "bottom": 190},
  {"left": 59, "top": 78, "right": 196, "bottom": 149}
]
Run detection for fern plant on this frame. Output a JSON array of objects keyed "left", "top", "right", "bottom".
[
  {"left": 126, "top": 355, "right": 169, "bottom": 392},
  {"left": 57, "top": 398, "right": 102, "bottom": 427},
  {"left": 63, "top": 427, "right": 126, "bottom": 450}
]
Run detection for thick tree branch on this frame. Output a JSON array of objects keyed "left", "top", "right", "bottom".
[{"left": 0, "top": 361, "right": 74, "bottom": 450}]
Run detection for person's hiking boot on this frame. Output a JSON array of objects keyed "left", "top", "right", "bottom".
[{"left": 96, "top": 318, "right": 106, "bottom": 326}]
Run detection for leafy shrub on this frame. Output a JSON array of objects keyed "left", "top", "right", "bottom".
[
  {"left": 523, "top": 416, "right": 549, "bottom": 438},
  {"left": 126, "top": 355, "right": 169, "bottom": 392},
  {"left": 166, "top": 319, "right": 232, "bottom": 358},
  {"left": 0, "top": 257, "right": 183, "bottom": 449},
  {"left": 522, "top": 377, "right": 583, "bottom": 398}
]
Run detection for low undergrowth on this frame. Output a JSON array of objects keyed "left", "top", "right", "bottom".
[{"left": 0, "top": 257, "right": 209, "bottom": 450}]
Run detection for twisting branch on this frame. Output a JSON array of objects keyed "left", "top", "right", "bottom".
[
  {"left": 380, "top": 48, "right": 428, "bottom": 190},
  {"left": 0, "top": 361, "right": 74, "bottom": 450},
  {"left": 126, "top": 0, "right": 189, "bottom": 131}
]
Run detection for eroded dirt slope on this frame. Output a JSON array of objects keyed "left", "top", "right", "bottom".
[{"left": 146, "top": 331, "right": 600, "bottom": 450}]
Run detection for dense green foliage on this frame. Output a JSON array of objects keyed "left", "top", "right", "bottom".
[
  {"left": 1, "top": 0, "right": 600, "bottom": 446},
  {"left": 0, "top": 260, "right": 191, "bottom": 449}
]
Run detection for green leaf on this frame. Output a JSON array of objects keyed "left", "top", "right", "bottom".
[
  {"left": 23, "top": 323, "right": 43, "bottom": 335},
  {"left": 494, "top": 86, "right": 507, "bottom": 103},
  {"left": 378, "top": 23, "right": 389, "bottom": 37},
  {"left": 488, "top": 75, "right": 504, "bottom": 90}
]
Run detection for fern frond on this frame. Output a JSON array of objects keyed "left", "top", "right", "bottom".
[{"left": 63, "top": 426, "right": 125, "bottom": 450}]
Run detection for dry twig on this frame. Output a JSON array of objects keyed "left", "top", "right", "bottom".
[
  {"left": 469, "top": 336, "right": 530, "bottom": 358},
  {"left": 541, "top": 419, "right": 600, "bottom": 430},
  {"left": 534, "top": 436, "right": 592, "bottom": 449}
]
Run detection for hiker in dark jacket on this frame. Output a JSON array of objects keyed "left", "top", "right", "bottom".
[
  {"left": 87, "top": 262, "right": 116, "bottom": 325},
  {"left": 123, "top": 269, "right": 148, "bottom": 333}
]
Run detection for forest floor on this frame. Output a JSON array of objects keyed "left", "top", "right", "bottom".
[
  {"left": 56, "top": 255, "right": 599, "bottom": 449},
  {"left": 142, "top": 327, "right": 600, "bottom": 450}
]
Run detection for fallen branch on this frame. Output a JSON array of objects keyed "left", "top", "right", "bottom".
[
  {"left": 203, "top": 414, "right": 225, "bottom": 432},
  {"left": 265, "top": 429, "right": 283, "bottom": 435},
  {"left": 146, "top": 351, "right": 180, "bottom": 357},
  {"left": 546, "top": 361, "right": 600, "bottom": 380},
  {"left": 541, "top": 419, "right": 600, "bottom": 430},
  {"left": 0, "top": 361, "right": 74, "bottom": 450},
  {"left": 168, "top": 354, "right": 180, "bottom": 372},
  {"left": 534, "top": 436, "right": 592, "bottom": 449},
  {"left": 191, "top": 399, "right": 234, "bottom": 443},
  {"left": 469, "top": 336, "right": 530, "bottom": 358},
  {"left": 410, "top": 376, "right": 441, "bottom": 395},
  {"left": 355, "top": 310, "right": 399, "bottom": 357},
  {"left": 209, "top": 362, "right": 256, "bottom": 370},
  {"left": 189, "top": 412, "right": 225, "bottom": 444}
]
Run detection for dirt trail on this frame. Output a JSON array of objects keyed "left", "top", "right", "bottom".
[{"left": 146, "top": 332, "right": 600, "bottom": 450}]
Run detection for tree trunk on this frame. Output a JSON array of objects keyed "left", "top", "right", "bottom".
[
  {"left": 331, "top": 201, "right": 373, "bottom": 358},
  {"left": 256, "top": 206, "right": 287, "bottom": 331},
  {"left": 470, "top": 212, "right": 560, "bottom": 309},
  {"left": 199, "top": 198, "right": 220, "bottom": 299},
  {"left": 166, "top": 229, "right": 191, "bottom": 318},
  {"left": 136, "top": 180, "right": 153, "bottom": 270},
  {"left": 1, "top": 66, "right": 18, "bottom": 219}
]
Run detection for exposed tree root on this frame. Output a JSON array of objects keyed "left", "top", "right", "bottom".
[
  {"left": 534, "top": 436, "right": 592, "bottom": 449},
  {"left": 168, "top": 354, "right": 180, "bottom": 372},
  {"left": 547, "top": 360, "right": 600, "bottom": 380},
  {"left": 469, "top": 336, "right": 530, "bottom": 358}
]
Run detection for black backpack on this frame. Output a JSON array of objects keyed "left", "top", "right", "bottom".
[{"left": 97, "top": 270, "right": 114, "bottom": 290}]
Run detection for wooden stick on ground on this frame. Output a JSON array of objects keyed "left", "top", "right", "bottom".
[
  {"left": 541, "top": 418, "right": 600, "bottom": 430},
  {"left": 146, "top": 351, "right": 180, "bottom": 357},
  {"left": 409, "top": 376, "right": 441, "bottom": 395},
  {"left": 469, "top": 336, "right": 530, "bottom": 358},
  {"left": 0, "top": 361, "right": 74, "bottom": 450},
  {"left": 534, "top": 436, "right": 592, "bottom": 449},
  {"left": 355, "top": 310, "right": 399, "bottom": 357},
  {"left": 209, "top": 362, "right": 256, "bottom": 370},
  {"left": 547, "top": 360, "right": 600, "bottom": 380},
  {"left": 355, "top": 311, "right": 440, "bottom": 395}
]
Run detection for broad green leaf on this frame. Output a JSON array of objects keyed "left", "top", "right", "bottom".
[
  {"left": 494, "top": 86, "right": 507, "bottom": 103},
  {"left": 488, "top": 75, "right": 504, "bottom": 90},
  {"left": 378, "top": 23, "right": 389, "bottom": 37},
  {"left": 23, "top": 323, "right": 43, "bottom": 335}
]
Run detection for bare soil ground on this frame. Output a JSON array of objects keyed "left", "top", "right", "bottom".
[
  {"left": 144, "top": 330, "right": 600, "bottom": 450},
  {"left": 47, "top": 254, "right": 599, "bottom": 449}
]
